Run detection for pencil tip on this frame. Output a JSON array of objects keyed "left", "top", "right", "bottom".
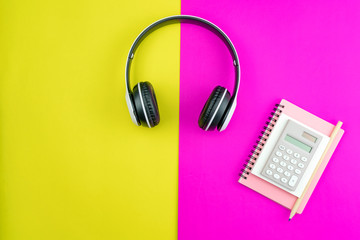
[{"left": 288, "top": 218, "right": 291, "bottom": 221}]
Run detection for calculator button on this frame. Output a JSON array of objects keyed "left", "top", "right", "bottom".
[
  {"left": 294, "top": 153, "right": 300, "bottom": 158},
  {"left": 277, "top": 168, "right": 284, "bottom": 173},
  {"left": 286, "top": 149, "right": 293, "bottom": 154},
  {"left": 281, "top": 178, "right": 288, "bottom": 183},
  {"left": 287, "top": 165, "right": 294, "bottom": 171},
  {"left": 266, "top": 170, "right": 273, "bottom": 175},
  {"left": 291, "top": 159, "right": 297, "bottom": 164},
  {"left": 269, "top": 164, "right": 276, "bottom": 169},
  {"left": 280, "top": 161, "right": 286, "bottom": 167},
  {"left": 298, "top": 163, "right": 305, "bottom": 168},
  {"left": 295, "top": 169, "right": 301, "bottom": 174},
  {"left": 283, "top": 155, "right": 290, "bottom": 161},
  {"left": 284, "top": 171, "right": 291, "bottom": 177},
  {"left": 274, "top": 174, "right": 280, "bottom": 179},
  {"left": 301, "top": 157, "right": 308, "bottom": 162},
  {"left": 272, "top": 157, "right": 279, "bottom": 163},
  {"left": 279, "top": 145, "right": 286, "bottom": 150},
  {"left": 276, "top": 151, "right": 283, "bottom": 157},
  {"left": 289, "top": 175, "right": 298, "bottom": 187}
]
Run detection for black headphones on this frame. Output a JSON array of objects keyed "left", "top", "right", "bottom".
[{"left": 125, "top": 15, "right": 241, "bottom": 131}]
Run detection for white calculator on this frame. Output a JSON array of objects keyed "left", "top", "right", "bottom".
[{"left": 261, "top": 120, "right": 323, "bottom": 191}]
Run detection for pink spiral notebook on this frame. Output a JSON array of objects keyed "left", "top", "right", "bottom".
[{"left": 239, "top": 99, "right": 344, "bottom": 214}]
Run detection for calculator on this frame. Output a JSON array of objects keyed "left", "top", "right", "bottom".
[{"left": 261, "top": 120, "right": 323, "bottom": 191}]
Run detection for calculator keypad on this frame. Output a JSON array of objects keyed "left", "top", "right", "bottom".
[
  {"left": 259, "top": 120, "right": 323, "bottom": 192},
  {"left": 261, "top": 145, "right": 311, "bottom": 191}
]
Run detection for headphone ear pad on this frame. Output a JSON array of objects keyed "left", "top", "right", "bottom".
[
  {"left": 132, "top": 82, "right": 160, "bottom": 128},
  {"left": 198, "top": 86, "right": 231, "bottom": 131}
]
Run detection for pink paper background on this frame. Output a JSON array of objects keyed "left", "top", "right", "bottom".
[{"left": 179, "top": 1, "right": 360, "bottom": 239}]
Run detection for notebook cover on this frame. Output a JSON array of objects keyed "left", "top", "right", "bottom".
[{"left": 239, "top": 99, "right": 344, "bottom": 214}]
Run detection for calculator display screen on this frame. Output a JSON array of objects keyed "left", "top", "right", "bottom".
[{"left": 285, "top": 135, "right": 312, "bottom": 153}]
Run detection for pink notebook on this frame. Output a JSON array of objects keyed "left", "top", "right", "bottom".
[{"left": 239, "top": 99, "right": 344, "bottom": 214}]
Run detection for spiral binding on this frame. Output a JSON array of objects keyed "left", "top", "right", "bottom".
[{"left": 239, "top": 103, "right": 285, "bottom": 180}]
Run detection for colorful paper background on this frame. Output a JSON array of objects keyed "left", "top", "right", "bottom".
[
  {"left": 0, "top": 0, "right": 179, "bottom": 239},
  {"left": 179, "top": 1, "right": 360, "bottom": 239},
  {"left": 1, "top": 0, "right": 360, "bottom": 240}
]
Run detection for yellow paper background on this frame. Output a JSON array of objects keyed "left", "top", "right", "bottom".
[{"left": 0, "top": 1, "right": 180, "bottom": 239}]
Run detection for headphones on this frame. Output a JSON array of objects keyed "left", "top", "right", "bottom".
[{"left": 125, "top": 15, "right": 241, "bottom": 131}]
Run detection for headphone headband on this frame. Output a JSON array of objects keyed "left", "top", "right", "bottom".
[{"left": 125, "top": 15, "right": 241, "bottom": 100}]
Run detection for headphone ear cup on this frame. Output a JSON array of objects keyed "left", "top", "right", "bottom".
[
  {"left": 125, "top": 91, "right": 141, "bottom": 126},
  {"left": 198, "top": 86, "right": 231, "bottom": 131},
  {"left": 132, "top": 82, "right": 160, "bottom": 128}
]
